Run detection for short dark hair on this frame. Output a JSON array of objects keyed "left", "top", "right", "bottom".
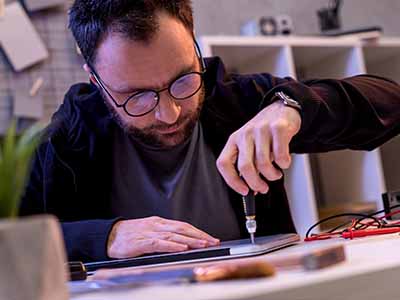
[{"left": 68, "top": 0, "right": 194, "bottom": 64}]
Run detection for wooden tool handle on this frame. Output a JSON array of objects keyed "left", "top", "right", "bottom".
[{"left": 194, "top": 261, "right": 275, "bottom": 282}]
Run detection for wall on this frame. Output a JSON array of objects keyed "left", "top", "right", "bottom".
[{"left": 193, "top": 0, "right": 400, "bottom": 36}]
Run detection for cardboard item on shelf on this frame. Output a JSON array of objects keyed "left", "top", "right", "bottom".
[
  {"left": 0, "top": 0, "right": 4, "bottom": 18},
  {"left": 13, "top": 89, "right": 44, "bottom": 119},
  {"left": 0, "top": 2, "right": 48, "bottom": 71},
  {"left": 23, "top": 0, "right": 66, "bottom": 12},
  {"left": 13, "top": 78, "right": 44, "bottom": 119}
]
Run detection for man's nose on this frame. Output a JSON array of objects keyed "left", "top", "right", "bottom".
[{"left": 154, "top": 94, "right": 181, "bottom": 124}]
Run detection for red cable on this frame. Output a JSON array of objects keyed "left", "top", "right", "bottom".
[
  {"left": 305, "top": 209, "right": 400, "bottom": 242},
  {"left": 341, "top": 227, "right": 400, "bottom": 239}
]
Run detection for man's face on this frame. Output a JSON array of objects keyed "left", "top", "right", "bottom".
[{"left": 90, "top": 13, "right": 204, "bottom": 148}]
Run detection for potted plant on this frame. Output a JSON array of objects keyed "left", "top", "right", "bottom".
[{"left": 0, "top": 121, "right": 69, "bottom": 300}]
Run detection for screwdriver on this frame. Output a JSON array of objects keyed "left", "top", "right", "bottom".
[{"left": 242, "top": 190, "right": 257, "bottom": 244}]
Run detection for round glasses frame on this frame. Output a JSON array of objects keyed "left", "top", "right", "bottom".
[{"left": 87, "top": 40, "right": 207, "bottom": 117}]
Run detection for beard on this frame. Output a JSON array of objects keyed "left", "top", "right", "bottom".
[{"left": 102, "top": 87, "right": 205, "bottom": 149}]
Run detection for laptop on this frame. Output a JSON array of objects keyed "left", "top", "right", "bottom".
[{"left": 85, "top": 233, "right": 300, "bottom": 273}]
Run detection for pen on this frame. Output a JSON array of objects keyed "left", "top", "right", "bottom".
[{"left": 242, "top": 190, "right": 257, "bottom": 244}]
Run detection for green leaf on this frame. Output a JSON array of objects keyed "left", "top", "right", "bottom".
[{"left": 0, "top": 121, "right": 43, "bottom": 218}]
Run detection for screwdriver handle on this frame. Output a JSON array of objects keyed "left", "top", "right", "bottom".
[
  {"left": 67, "top": 261, "right": 87, "bottom": 281},
  {"left": 242, "top": 190, "right": 256, "bottom": 217}
]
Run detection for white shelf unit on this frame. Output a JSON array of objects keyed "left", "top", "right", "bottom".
[{"left": 200, "top": 36, "right": 400, "bottom": 236}]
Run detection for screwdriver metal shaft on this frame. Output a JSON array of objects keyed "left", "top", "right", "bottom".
[{"left": 242, "top": 191, "right": 257, "bottom": 244}]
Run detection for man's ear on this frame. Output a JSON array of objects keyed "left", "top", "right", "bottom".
[{"left": 83, "top": 63, "right": 98, "bottom": 86}]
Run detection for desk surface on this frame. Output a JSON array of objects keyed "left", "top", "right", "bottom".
[{"left": 71, "top": 233, "right": 400, "bottom": 300}]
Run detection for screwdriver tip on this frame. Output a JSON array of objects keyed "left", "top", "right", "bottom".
[{"left": 250, "top": 233, "right": 255, "bottom": 244}]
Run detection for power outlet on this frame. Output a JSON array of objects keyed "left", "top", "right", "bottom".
[{"left": 382, "top": 191, "right": 400, "bottom": 220}]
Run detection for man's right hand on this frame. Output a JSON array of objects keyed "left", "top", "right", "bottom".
[{"left": 107, "top": 216, "right": 220, "bottom": 259}]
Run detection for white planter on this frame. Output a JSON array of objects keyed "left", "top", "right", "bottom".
[{"left": 0, "top": 215, "right": 69, "bottom": 300}]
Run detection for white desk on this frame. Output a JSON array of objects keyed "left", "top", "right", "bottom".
[{"left": 71, "top": 233, "right": 400, "bottom": 300}]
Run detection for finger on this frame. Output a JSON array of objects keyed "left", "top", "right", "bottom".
[
  {"left": 254, "top": 128, "right": 282, "bottom": 182},
  {"left": 140, "top": 238, "right": 189, "bottom": 255},
  {"left": 216, "top": 135, "right": 248, "bottom": 195},
  {"left": 155, "top": 232, "right": 210, "bottom": 249},
  {"left": 157, "top": 219, "right": 220, "bottom": 245},
  {"left": 237, "top": 132, "right": 268, "bottom": 194},
  {"left": 108, "top": 236, "right": 188, "bottom": 259},
  {"left": 271, "top": 122, "right": 292, "bottom": 169}
]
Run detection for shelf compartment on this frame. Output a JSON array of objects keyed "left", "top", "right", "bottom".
[
  {"left": 310, "top": 150, "right": 386, "bottom": 211},
  {"left": 380, "top": 136, "right": 400, "bottom": 192},
  {"left": 212, "top": 45, "right": 293, "bottom": 78},
  {"left": 363, "top": 44, "right": 400, "bottom": 83},
  {"left": 291, "top": 46, "right": 365, "bottom": 79}
]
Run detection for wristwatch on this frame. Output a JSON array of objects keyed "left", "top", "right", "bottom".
[{"left": 273, "top": 91, "right": 302, "bottom": 112}]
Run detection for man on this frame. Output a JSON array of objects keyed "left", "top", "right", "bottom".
[{"left": 20, "top": 0, "right": 400, "bottom": 262}]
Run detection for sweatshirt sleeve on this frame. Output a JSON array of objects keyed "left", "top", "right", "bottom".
[
  {"left": 251, "top": 74, "right": 400, "bottom": 153},
  {"left": 61, "top": 218, "right": 121, "bottom": 262}
]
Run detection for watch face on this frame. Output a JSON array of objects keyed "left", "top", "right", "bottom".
[{"left": 275, "top": 92, "right": 302, "bottom": 111}]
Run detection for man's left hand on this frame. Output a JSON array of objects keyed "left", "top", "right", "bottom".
[{"left": 216, "top": 101, "right": 301, "bottom": 195}]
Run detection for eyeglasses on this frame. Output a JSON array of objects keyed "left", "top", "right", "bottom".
[{"left": 87, "top": 40, "right": 207, "bottom": 117}]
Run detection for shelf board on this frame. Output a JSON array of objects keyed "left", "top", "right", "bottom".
[{"left": 200, "top": 35, "right": 362, "bottom": 47}]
